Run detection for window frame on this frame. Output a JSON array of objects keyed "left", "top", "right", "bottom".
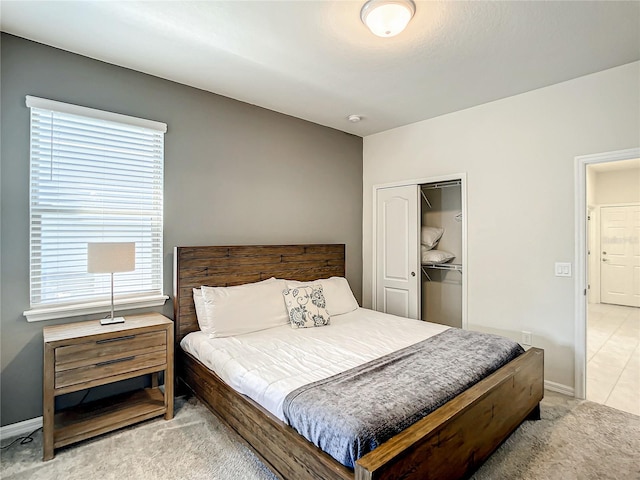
[{"left": 23, "top": 96, "right": 168, "bottom": 322}]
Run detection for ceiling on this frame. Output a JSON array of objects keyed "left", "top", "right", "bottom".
[{"left": 1, "top": 1, "right": 639, "bottom": 137}]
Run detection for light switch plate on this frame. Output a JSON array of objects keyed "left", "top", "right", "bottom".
[{"left": 555, "top": 262, "right": 572, "bottom": 277}]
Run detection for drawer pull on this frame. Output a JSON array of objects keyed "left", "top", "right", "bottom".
[
  {"left": 96, "top": 356, "right": 135, "bottom": 367},
  {"left": 96, "top": 335, "right": 136, "bottom": 344}
]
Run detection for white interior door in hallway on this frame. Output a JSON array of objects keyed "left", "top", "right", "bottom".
[
  {"left": 375, "top": 184, "right": 420, "bottom": 319},
  {"left": 600, "top": 204, "right": 640, "bottom": 307}
]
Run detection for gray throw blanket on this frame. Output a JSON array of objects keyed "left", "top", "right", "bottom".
[{"left": 282, "top": 328, "right": 524, "bottom": 468}]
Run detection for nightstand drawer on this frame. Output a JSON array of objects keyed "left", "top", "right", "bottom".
[
  {"left": 55, "top": 349, "right": 167, "bottom": 390},
  {"left": 55, "top": 331, "right": 166, "bottom": 368}
]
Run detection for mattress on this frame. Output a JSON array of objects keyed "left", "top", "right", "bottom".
[{"left": 180, "top": 307, "right": 449, "bottom": 421}]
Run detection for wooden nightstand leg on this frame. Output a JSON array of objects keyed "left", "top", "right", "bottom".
[
  {"left": 43, "top": 343, "right": 55, "bottom": 461},
  {"left": 164, "top": 327, "right": 174, "bottom": 420}
]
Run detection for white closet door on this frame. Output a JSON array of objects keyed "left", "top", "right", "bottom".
[
  {"left": 375, "top": 185, "right": 420, "bottom": 319},
  {"left": 600, "top": 205, "right": 640, "bottom": 307}
]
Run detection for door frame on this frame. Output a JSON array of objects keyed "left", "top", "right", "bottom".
[
  {"left": 372, "top": 172, "right": 468, "bottom": 329},
  {"left": 574, "top": 147, "right": 640, "bottom": 399},
  {"left": 587, "top": 205, "right": 600, "bottom": 305}
]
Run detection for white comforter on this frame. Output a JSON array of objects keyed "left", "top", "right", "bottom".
[{"left": 180, "top": 308, "right": 449, "bottom": 421}]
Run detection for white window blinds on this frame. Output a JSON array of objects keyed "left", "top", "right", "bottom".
[{"left": 26, "top": 96, "right": 166, "bottom": 316}]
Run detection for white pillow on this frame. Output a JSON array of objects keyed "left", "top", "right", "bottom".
[
  {"left": 285, "top": 276, "right": 358, "bottom": 316},
  {"left": 199, "top": 277, "right": 289, "bottom": 337},
  {"left": 421, "top": 247, "right": 455, "bottom": 264},
  {"left": 282, "top": 284, "right": 330, "bottom": 328},
  {"left": 193, "top": 288, "right": 207, "bottom": 327},
  {"left": 421, "top": 226, "right": 444, "bottom": 249}
]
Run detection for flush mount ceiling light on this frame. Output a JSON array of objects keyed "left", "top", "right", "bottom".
[{"left": 360, "top": 0, "right": 416, "bottom": 38}]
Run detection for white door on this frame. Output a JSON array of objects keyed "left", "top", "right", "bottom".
[
  {"left": 601, "top": 205, "right": 640, "bottom": 307},
  {"left": 375, "top": 185, "right": 420, "bottom": 319}
]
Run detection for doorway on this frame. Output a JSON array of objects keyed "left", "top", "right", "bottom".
[{"left": 576, "top": 149, "right": 640, "bottom": 416}]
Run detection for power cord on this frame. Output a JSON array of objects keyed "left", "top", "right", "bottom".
[
  {"left": 75, "top": 388, "right": 91, "bottom": 406},
  {"left": 1, "top": 389, "right": 90, "bottom": 451},
  {"left": 0, "top": 426, "right": 41, "bottom": 450}
]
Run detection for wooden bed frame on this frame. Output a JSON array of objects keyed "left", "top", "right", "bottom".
[{"left": 173, "top": 244, "right": 544, "bottom": 480}]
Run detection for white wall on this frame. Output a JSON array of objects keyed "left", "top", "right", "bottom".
[
  {"left": 363, "top": 62, "right": 640, "bottom": 390},
  {"left": 595, "top": 167, "right": 640, "bottom": 204}
]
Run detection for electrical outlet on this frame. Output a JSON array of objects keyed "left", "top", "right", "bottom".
[{"left": 522, "top": 331, "right": 532, "bottom": 346}]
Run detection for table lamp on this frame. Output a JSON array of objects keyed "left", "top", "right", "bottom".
[{"left": 87, "top": 242, "right": 136, "bottom": 325}]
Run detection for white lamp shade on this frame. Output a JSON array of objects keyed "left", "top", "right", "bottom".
[
  {"left": 87, "top": 242, "right": 136, "bottom": 274},
  {"left": 361, "top": 0, "right": 415, "bottom": 37}
]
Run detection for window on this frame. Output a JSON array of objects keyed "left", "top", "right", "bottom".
[{"left": 24, "top": 96, "right": 167, "bottom": 322}]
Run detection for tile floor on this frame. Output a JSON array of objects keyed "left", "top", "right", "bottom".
[{"left": 587, "top": 303, "right": 639, "bottom": 415}]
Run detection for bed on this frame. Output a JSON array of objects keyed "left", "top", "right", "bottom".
[{"left": 173, "top": 244, "right": 544, "bottom": 480}]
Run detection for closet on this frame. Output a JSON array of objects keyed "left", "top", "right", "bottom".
[
  {"left": 419, "top": 180, "right": 463, "bottom": 328},
  {"left": 374, "top": 176, "right": 465, "bottom": 328}
]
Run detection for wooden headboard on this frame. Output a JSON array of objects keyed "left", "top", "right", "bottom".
[{"left": 173, "top": 244, "right": 346, "bottom": 343}]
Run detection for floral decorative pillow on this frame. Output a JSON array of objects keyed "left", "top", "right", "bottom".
[{"left": 282, "top": 284, "right": 330, "bottom": 328}]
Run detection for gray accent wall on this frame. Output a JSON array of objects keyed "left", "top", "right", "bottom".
[{"left": 0, "top": 34, "right": 363, "bottom": 426}]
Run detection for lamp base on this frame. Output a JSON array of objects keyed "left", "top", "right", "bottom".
[{"left": 100, "top": 316, "right": 126, "bottom": 325}]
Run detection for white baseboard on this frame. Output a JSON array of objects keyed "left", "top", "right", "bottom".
[
  {"left": 544, "top": 380, "right": 575, "bottom": 397},
  {"left": 0, "top": 416, "right": 43, "bottom": 441}
]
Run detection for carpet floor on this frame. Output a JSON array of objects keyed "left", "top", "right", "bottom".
[{"left": 1, "top": 391, "right": 638, "bottom": 480}]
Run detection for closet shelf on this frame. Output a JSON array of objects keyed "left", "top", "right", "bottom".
[{"left": 421, "top": 263, "right": 463, "bottom": 274}]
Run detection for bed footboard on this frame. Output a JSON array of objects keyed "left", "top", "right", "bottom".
[{"left": 355, "top": 347, "right": 544, "bottom": 480}]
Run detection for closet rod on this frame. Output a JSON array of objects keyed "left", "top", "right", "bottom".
[{"left": 421, "top": 180, "right": 461, "bottom": 190}]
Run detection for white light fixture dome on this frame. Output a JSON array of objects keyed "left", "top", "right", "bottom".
[{"left": 360, "top": 0, "right": 416, "bottom": 38}]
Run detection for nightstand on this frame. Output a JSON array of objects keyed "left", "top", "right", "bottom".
[{"left": 42, "top": 312, "right": 174, "bottom": 461}]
